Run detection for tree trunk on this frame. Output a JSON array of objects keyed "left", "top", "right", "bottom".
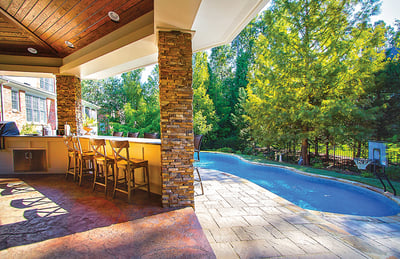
[
  {"left": 356, "top": 141, "right": 361, "bottom": 158},
  {"left": 314, "top": 137, "right": 319, "bottom": 157},
  {"left": 301, "top": 138, "right": 309, "bottom": 165},
  {"left": 325, "top": 141, "right": 329, "bottom": 160}
]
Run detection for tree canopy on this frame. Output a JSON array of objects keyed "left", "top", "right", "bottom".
[
  {"left": 81, "top": 0, "right": 400, "bottom": 162},
  {"left": 245, "top": 0, "right": 388, "bottom": 164}
]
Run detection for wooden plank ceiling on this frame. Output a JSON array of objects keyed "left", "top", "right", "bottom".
[{"left": 0, "top": 0, "right": 153, "bottom": 58}]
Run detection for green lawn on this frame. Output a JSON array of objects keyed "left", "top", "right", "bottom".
[{"left": 238, "top": 154, "right": 400, "bottom": 195}]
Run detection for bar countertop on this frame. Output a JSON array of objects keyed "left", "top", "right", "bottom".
[{"left": 5, "top": 135, "right": 161, "bottom": 145}]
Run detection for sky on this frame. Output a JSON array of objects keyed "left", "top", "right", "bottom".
[{"left": 371, "top": 0, "right": 399, "bottom": 26}]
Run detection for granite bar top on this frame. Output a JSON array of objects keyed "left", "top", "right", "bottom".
[
  {"left": 78, "top": 135, "right": 161, "bottom": 145},
  {"left": 5, "top": 135, "right": 161, "bottom": 145}
]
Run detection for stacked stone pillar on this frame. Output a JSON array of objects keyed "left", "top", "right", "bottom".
[
  {"left": 158, "top": 31, "right": 194, "bottom": 208},
  {"left": 55, "top": 75, "right": 82, "bottom": 135}
]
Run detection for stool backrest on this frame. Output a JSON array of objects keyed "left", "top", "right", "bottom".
[
  {"left": 127, "top": 132, "right": 139, "bottom": 138},
  {"left": 109, "top": 140, "right": 130, "bottom": 162},
  {"left": 90, "top": 138, "right": 107, "bottom": 158},
  {"left": 63, "top": 135, "right": 74, "bottom": 152},
  {"left": 194, "top": 135, "right": 203, "bottom": 151},
  {"left": 143, "top": 132, "right": 158, "bottom": 139},
  {"left": 113, "top": 132, "right": 124, "bottom": 137},
  {"left": 71, "top": 136, "right": 85, "bottom": 158},
  {"left": 194, "top": 135, "right": 204, "bottom": 161}
]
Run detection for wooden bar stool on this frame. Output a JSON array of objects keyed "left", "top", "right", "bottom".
[
  {"left": 194, "top": 134, "right": 204, "bottom": 195},
  {"left": 127, "top": 132, "right": 139, "bottom": 138},
  {"left": 109, "top": 140, "right": 150, "bottom": 202},
  {"left": 113, "top": 132, "right": 124, "bottom": 137},
  {"left": 72, "top": 136, "right": 95, "bottom": 186},
  {"left": 63, "top": 135, "right": 77, "bottom": 181},
  {"left": 90, "top": 138, "right": 115, "bottom": 195},
  {"left": 143, "top": 132, "right": 158, "bottom": 139}
]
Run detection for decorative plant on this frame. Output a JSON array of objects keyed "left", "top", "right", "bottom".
[
  {"left": 83, "top": 115, "right": 97, "bottom": 127},
  {"left": 20, "top": 123, "right": 37, "bottom": 135}
]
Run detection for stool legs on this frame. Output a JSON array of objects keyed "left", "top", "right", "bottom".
[
  {"left": 112, "top": 165, "right": 150, "bottom": 202},
  {"left": 195, "top": 167, "right": 204, "bottom": 195},
  {"left": 93, "top": 161, "right": 114, "bottom": 196},
  {"left": 78, "top": 159, "right": 93, "bottom": 186},
  {"left": 145, "top": 165, "right": 150, "bottom": 197},
  {"left": 65, "top": 153, "right": 77, "bottom": 181}
]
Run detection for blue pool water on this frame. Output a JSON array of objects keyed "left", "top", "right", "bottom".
[{"left": 195, "top": 152, "right": 400, "bottom": 217}]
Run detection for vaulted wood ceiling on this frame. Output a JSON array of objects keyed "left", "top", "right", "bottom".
[
  {"left": 0, "top": 0, "right": 153, "bottom": 58},
  {"left": 0, "top": 0, "right": 268, "bottom": 79}
]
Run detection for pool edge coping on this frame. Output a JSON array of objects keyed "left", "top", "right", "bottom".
[{"left": 200, "top": 151, "right": 400, "bottom": 218}]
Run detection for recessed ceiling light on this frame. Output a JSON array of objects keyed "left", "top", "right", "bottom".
[
  {"left": 108, "top": 11, "right": 120, "bottom": 22},
  {"left": 27, "top": 47, "right": 37, "bottom": 54},
  {"left": 65, "top": 40, "right": 75, "bottom": 48}
]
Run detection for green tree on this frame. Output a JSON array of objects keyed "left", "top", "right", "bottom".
[
  {"left": 82, "top": 66, "right": 160, "bottom": 135},
  {"left": 246, "top": 0, "right": 386, "bottom": 165},
  {"left": 121, "top": 69, "right": 144, "bottom": 110},
  {"left": 192, "top": 52, "right": 216, "bottom": 136},
  {"left": 82, "top": 77, "right": 125, "bottom": 123},
  {"left": 373, "top": 21, "right": 400, "bottom": 141},
  {"left": 208, "top": 45, "right": 235, "bottom": 140},
  {"left": 232, "top": 87, "right": 252, "bottom": 151}
]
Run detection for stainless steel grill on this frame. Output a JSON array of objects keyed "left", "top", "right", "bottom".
[{"left": 0, "top": 121, "right": 20, "bottom": 150}]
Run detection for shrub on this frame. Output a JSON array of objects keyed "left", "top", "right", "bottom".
[
  {"left": 203, "top": 136, "right": 241, "bottom": 151},
  {"left": 243, "top": 146, "right": 255, "bottom": 155},
  {"left": 311, "top": 157, "right": 324, "bottom": 169},
  {"left": 217, "top": 147, "right": 234, "bottom": 153},
  {"left": 20, "top": 123, "right": 37, "bottom": 135},
  {"left": 361, "top": 171, "right": 374, "bottom": 178},
  {"left": 386, "top": 165, "right": 400, "bottom": 181}
]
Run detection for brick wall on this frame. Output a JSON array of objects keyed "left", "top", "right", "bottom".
[
  {"left": 158, "top": 31, "right": 194, "bottom": 208},
  {"left": 2, "top": 86, "right": 27, "bottom": 130},
  {"left": 56, "top": 75, "right": 82, "bottom": 134}
]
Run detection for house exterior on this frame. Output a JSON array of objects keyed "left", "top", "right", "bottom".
[
  {"left": 82, "top": 99, "right": 99, "bottom": 135},
  {"left": 0, "top": 76, "right": 98, "bottom": 135},
  {"left": 0, "top": 76, "right": 57, "bottom": 134}
]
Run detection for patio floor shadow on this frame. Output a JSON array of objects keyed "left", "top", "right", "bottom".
[{"left": 0, "top": 175, "right": 215, "bottom": 258}]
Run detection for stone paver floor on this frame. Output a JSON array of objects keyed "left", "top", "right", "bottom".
[{"left": 194, "top": 168, "right": 400, "bottom": 259}]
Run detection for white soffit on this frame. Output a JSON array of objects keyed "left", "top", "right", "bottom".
[
  {"left": 191, "top": 0, "right": 269, "bottom": 51},
  {"left": 79, "top": 36, "right": 157, "bottom": 79},
  {"left": 155, "top": 0, "right": 201, "bottom": 31}
]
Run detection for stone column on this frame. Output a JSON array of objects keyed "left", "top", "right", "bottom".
[
  {"left": 56, "top": 75, "right": 82, "bottom": 134},
  {"left": 158, "top": 31, "right": 194, "bottom": 208}
]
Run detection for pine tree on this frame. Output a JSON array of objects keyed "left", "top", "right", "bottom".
[{"left": 246, "top": 0, "right": 386, "bottom": 165}]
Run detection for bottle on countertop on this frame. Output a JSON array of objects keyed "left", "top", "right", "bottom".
[{"left": 64, "top": 122, "right": 71, "bottom": 136}]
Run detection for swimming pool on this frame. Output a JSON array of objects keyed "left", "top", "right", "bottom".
[{"left": 195, "top": 152, "right": 400, "bottom": 217}]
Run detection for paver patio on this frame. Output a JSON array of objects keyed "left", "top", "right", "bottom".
[{"left": 194, "top": 168, "right": 400, "bottom": 259}]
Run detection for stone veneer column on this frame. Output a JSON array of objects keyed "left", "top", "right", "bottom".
[
  {"left": 56, "top": 75, "right": 82, "bottom": 134},
  {"left": 158, "top": 31, "right": 194, "bottom": 208}
]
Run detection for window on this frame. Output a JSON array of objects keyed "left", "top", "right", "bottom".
[
  {"left": 26, "top": 95, "right": 32, "bottom": 122},
  {"left": 85, "top": 107, "right": 90, "bottom": 118},
  {"left": 12, "top": 90, "right": 19, "bottom": 111},
  {"left": 26, "top": 94, "right": 46, "bottom": 123},
  {"left": 40, "top": 78, "right": 55, "bottom": 93}
]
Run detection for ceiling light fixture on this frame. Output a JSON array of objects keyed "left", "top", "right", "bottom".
[
  {"left": 65, "top": 40, "right": 75, "bottom": 48},
  {"left": 27, "top": 47, "right": 38, "bottom": 54},
  {"left": 108, "top": 11, "right": 120, "bottom": 22}
]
